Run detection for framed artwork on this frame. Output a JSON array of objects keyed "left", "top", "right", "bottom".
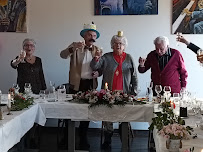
[
  {"left": 94, "top": 0, "right": 158, "bottom": 15},
  {"left": 172, "top": 0, "right": 203, "bottom": 34},
  {"left": 0, "top": 0, "right": 27, "bottom": 32}
]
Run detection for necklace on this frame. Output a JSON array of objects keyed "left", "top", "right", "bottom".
[{"left": 26, "top": 56, "right": 32, "bottom": 60}]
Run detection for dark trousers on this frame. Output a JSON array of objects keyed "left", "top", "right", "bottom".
[{"left": 70, "top": 79, "right": 93, "bottom": 145}]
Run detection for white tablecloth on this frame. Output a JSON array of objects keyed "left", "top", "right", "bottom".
[
  {"left": 89, "top": 104, "right": 154, "bottom": 122},
  {"left": 38, "top": 100, "right": 89, "bottom": 120},
  {"left": 0, "top": 104, "right": 46, "bottom": 152},
  {"left": 37, "top": 99, "right": 154, "bottom": 122}
]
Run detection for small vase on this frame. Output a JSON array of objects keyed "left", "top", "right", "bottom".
[{"left": 166, "top": 139, "right": 182, "bottom": 152}]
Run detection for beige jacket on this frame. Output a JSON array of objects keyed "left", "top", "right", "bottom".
[{"left": 60, "top": 43, "right": 99, "bottom": 91}]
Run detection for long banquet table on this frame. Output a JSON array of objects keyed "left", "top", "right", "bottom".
[{"left": 38, "top": 99, "right": 154, "bottom": 152}]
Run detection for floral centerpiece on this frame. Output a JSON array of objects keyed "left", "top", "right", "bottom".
[
  {"left": 159, "top": 123, "right": 192, "bottom": 151},
  {"left": 159, "top": 123, "right": 191, "bottom": 140},
  {"left": 9, "top": 88, "right": 34, "bottom": 111},
  {"left": 71, "top": 89, "right": 144, "bottom": 108},
  {"left": 149, "top": 100, "right": 193, "bottom": 152}
]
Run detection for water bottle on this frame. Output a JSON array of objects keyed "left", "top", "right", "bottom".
[{"left": 148, "top": 87, "right": 153, "bottom": 102}]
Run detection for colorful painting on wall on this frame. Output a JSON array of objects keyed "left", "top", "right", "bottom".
[
  {"left": 172, "top": 0, "right": 203, "bottom": 34},
  {"left": 0, "top": 0, "right": 27, "bottom": 32},
  {"left": 94, "top": 0, "right": 158, "bottom": 15}
]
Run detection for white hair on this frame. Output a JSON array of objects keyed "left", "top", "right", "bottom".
[
  {"left": 110, "top": 35, "right": 128, "bottom": 49},
  {"left": 154, "top": 36, "right": 169, "bottom": 46},
  {"left": 22, "top": 38, "right": 36, "bottom": 47}
]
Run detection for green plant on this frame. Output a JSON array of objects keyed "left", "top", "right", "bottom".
[
  {"left": 149, "top": 102, "right": 186, "bottom": 131},
  {"left": 11, "top": 94, "right": 34, "bottom": 111}
]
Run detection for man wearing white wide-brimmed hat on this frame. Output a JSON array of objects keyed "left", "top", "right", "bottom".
[{"left": 60, "top": 22, "right": 102, "bottom": 150}]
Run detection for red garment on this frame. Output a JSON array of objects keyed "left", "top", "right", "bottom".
[
  {"left": 138, "top": 48, "right": 188, "bottom": 94},
  {"left": 112, "top": 52, "right": 126, "bottom": 91}
]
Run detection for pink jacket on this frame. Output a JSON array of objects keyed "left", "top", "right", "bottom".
[{"left": 138, "top": 48, "right": 188, "bottom": 94}]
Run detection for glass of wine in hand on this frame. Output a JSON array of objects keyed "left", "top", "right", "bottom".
[
  {"left": 20, "top": 50, "right": 26, "bottom": 63},
  {"left": 176, "top": 32, "right": 182, "bottom": 46}
]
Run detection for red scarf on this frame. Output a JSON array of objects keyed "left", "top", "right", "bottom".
[{"left": 112, "top": 52, "right": 126, "bottom": 91}]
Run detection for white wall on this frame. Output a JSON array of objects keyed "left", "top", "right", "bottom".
[
  {"left": 1, "top": 0, "right": 203, "bottom": 130},
  {"left": 0, "top": 0, "right": 203, "bottom": 97}
]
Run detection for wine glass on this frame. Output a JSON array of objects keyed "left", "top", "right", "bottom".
[
  {"left": 155, "top": 85, "right": 162, "bottom": 96},
  {"left": 57, "top": 85, "right": 66, "bottom": 101},
  {"left": 173, "top": 93, "right": 180, "bottom": 104},
  {"left": 24, "top": 83, "right": 32, "bottom": 95},
  {"left": 176, "top": 32, "right": 182, "bottom": 46},
  {"left": 39, "top": 90, "right": 46, "bottom": 99},
  {"left": 192, "top": 100, "right": 202, "bottom": 118},
  {"left": 163, "top": 86, "right": 171, "bottom": 101},
  {"left": 163, "top": 86, "right": 171, "bottom": 93},
  {"left": 197, "top": 49, "right": 203, "bottom": 66},
  {"left": 20, "top": 50, "right": 26, "bottom": 63},
  {"left": 13, "top": 84, "right": 20, "bottom": 94}
]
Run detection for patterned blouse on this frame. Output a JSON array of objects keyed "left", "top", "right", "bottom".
[{"left": 11, "top": 56, "right": 46, "bottom": 94}]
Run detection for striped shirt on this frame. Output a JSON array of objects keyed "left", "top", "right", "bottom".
[{"left": 157, "top": 48, "right": 172, "bottom": 71}]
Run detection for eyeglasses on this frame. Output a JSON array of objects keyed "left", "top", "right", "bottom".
[
  {"left": 24, "top": 44, "right": 35, "bottom": 48},
  {"left": 114, "top": 42, "right": 124, "bottom": 46}
]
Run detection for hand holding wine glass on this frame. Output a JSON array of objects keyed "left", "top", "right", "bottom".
[
  {"left": 139, "top": 57, "right": 146, "bottom": 67},
  {"left": 20, "top": 50, "right": 26, "bottom": 63},
  {"left": 176, "top": 32, "right": 182, "bottom": 46}
]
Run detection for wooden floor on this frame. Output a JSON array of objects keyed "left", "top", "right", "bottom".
[{"left": 9, "top": 127, "right": 153, "bottom": 152}]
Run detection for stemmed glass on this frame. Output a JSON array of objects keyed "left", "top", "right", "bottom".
[
  {"left": 163, "top": 86, "right": 171, "bottom": 93},
  {"left": 192, "top": 100, "right": 202, "bottom": 118},
  {"left": 24, "top": 83, "right": 32, "bottom": 95},
  {"left": 155, "top": 85, "right": 162, "bottom": 103},
  {"left": 57, "top": 85, "right": 66, "bottom": 101},
  {"left": 39, "top": 90, "right": 46, "bottom": 99},
  {"left": 155, "top": 85, "right": 162, "bottom": 96},
  {"left": 20, "top": 50, "right": 26, "bottom": 63},
  {"left": 13, "top": 84, "right": 20, "bottom": 94},
  {"left": 176, "top": 32, "right": 182, "bottom": 46},
  {"left": 197, "top": 49, "right": 203, "bottom": 66},
  {"left": 163, "top": 86, "right": 171, "bottom": 101},
  {"left": 173, "top": 93, "right": 180, "bottom": 104}
]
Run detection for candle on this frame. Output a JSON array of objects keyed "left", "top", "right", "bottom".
[
  {"left": 104, "top": 83, "right": 108, "bottom": 90},
  {"left": 201, "top": 149, "right": 203, "bottom": 152}
]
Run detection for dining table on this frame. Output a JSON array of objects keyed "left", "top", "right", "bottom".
[{"left": 0, "top": 94, "right": 155, "bottom": 152}]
